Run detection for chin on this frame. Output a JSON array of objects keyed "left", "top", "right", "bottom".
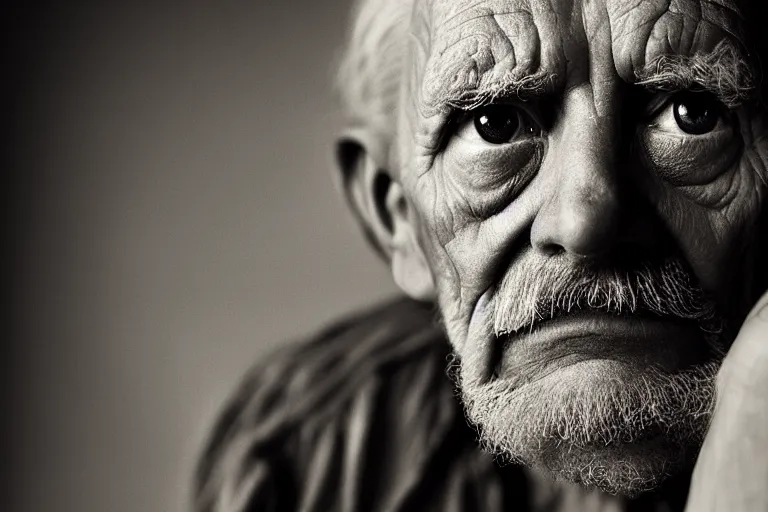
[
  {"left": 458, "top": 358, "right": 718, "bottom": 497},
  {"left": 535, "top": 434, "right": 693, "bottom": 497}
]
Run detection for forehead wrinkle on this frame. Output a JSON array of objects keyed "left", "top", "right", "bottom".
[
  {"left": 699, "top": 0, "right": 746, "bottom": 42},
  {"left": 437, "top": 0, "right": 496, "bottom": 30},
  {"left": 607, "top": 0, "right": 752, "bottom": 82},
  {"left": 409, "top": 0, "right": 757, "bottom": 121},
  {"left": 702, "top": 0, "right": 744, "bottom": 22},
  {"left": 414, "top": 0, "right": 567, "bottom": 117},
  {"left": 439, "top": 5, "right": 535, "bottom": 33}
]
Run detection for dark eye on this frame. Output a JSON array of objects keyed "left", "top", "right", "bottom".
[
  {"left": 473, "top": 105, "right": 533, "bottom": 144},
  {"left": 672, "top": 92, "right": 723, "bottom": 135}
]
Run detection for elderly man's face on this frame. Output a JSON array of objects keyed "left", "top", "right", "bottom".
[{"left": 392, "top": 0, "right": 767, "bottom": 495}]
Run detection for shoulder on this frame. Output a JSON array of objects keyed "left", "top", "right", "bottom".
[{"left": 193, "top": 297, "right": 460, "bottom": 512}]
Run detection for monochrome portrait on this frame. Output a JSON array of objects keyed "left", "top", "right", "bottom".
[{"left": 7, "top": 1, "right": 768, "bottom": 511}]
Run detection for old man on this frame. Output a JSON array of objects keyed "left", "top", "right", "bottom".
[{"left": 195, "top": 0, "right": 768, "bottom": 510}]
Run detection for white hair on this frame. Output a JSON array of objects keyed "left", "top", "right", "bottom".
[{"left": 335, "top": 0, "right": 414, "bottom": 142}]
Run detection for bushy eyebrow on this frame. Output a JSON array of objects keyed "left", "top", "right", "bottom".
[
  {"left": 426, "top": 69, "right": 560, "bottom": 115},
  {"left": 635, "top": 40, "right": 756, "bottom": 109}
]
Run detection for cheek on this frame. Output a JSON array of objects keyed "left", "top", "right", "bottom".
[
  {"left": 646, "top": 155, "right": 765, "bottom": 299},
  {"left": 404, "top": 167, "right": 490, "bottom": 345},
  {"left": 443, "top": 138, "right": 542, "bottom": 217},
  {"left": 636, "top": 110, "right": 768, "bottom": 303},
  {"left": 402, "top": 162, "right": 473, "bottom": 344},
  {"left": 403, "top": 150, "right": 541, "bottom": 347}
]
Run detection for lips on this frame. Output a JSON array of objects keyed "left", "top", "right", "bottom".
[{"left": 497, "top": 309, "right": 713, "bottom": 381}]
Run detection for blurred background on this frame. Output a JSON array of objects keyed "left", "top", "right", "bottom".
[{"left": 4, "top": 1, "right": 398, "bottom": 511}]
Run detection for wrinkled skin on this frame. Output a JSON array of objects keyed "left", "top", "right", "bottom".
[{"left": 391, "top": 0, "right": 768, "bottom": 497}]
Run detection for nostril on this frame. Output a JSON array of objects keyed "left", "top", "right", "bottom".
[
  {"left": 537, "top": 241, "right": 566, "bottom": 257},
  {"left": 531, "top": 198, "right": 620, "bottom": 259}
]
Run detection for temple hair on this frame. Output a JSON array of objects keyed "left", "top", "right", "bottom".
[{"left": 334, "top": 0, "right": 414, "bottom": 141}]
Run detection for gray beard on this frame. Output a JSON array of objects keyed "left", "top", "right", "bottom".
[
  {"left": 452, "top": 252, "right": 725, "bottom": 496},
  {"left": 456, "top": 356, "right": 718, "bottom": 496}
]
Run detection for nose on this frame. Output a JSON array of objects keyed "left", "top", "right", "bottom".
[{"left": 531, "top": 86, "right": 620, "bottom": 259}]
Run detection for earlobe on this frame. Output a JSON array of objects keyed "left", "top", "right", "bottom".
[{"left": 386, "top": 183, "right": 436, "bottom": 302}]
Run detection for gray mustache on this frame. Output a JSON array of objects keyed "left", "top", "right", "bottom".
[{"left": 492, "top": 256, "right": 721, "bottom": 336}]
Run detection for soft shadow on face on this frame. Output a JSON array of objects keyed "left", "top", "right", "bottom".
[
  {"left": 452, "top": 249, "right": 726, "bottom": 496},
  {"left": 392, "top": 0, "right": 767, "bottom": 499}
]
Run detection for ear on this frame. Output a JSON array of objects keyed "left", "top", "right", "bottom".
[{"left": 335, "top": 130, "right": 435, "bottom": 301}]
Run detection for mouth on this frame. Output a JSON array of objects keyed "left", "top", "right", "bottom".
[{"left": 496, "top": 309, "right": 714, "bottom": 380}]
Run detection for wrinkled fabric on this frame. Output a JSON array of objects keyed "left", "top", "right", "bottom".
[{"left": 194, "top": 298, "right": 689, "bottom": 512}]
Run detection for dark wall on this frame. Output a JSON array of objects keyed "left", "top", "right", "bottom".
[{"left": 5, "top": 2, "right": 397, "bottom": 511}]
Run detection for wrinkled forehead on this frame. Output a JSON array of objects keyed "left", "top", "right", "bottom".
[{"left": 410, "top": 0, "right": 752, "bottom": 114}]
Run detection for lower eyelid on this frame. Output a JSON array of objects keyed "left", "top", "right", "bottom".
[
  {"left": 457, "top": 138, "right": 540, "bottom": 164},
  {"left": 474, "top": 135, "right": 537, "bottom": 150},
  {"left": 450, "top": 139, "right": 542, "bottom": 189},
  {"left": 642, "top": 127, "right": 733, "bottom": 150},
  {"left": 640, "top": 129, "right": 741, "bottom": 185}
]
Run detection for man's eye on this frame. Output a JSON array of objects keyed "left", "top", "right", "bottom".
[
  {"left": 654, "top": 92, "right": 728, "bottom": 135},
  {"left": 457, "top": 105, "right": 539, "bottom": 144},
  {"left": 639, "top": 91, "right": 741, "bottom": 187}
]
